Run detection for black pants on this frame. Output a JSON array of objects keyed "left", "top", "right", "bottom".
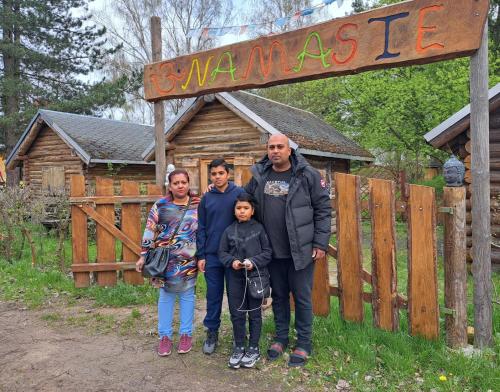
[
  {"left": 268, "top": 257, "right": 315, "bottom": 353},
  {"left": 227, "top": 268, "right": 262, "bottom": 347}
]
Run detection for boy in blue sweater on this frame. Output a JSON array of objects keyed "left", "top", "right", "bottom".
[{"left": 196, "top": 159, "right": 244, "bottom": 354}]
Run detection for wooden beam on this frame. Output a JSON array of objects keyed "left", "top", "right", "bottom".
[
  {"left": 470, "top": 21, "right": 493, "bottom": 348},
  {"left": 144, "top": 0, "right": 489, "bottom": 101},
  {"left": 78, "top": 204, "right": 142, "bottom": 256},
  {"left": 72, "top": 262, "right": 137, "bottom": 273},
  {"left": 70, "top": 195, "right": 163, "bottom": 204},
  {"left": 151, "top": 16, "right": 166, "bottom": 190}
]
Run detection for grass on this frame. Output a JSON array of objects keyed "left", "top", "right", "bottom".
[{"left": 1, "top": 224, "right": 499, "bottom": 391}]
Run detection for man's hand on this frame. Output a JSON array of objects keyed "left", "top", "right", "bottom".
[
  {"left": 197, "top": 259, "right": 206, "bottom": 273},
  {"left": 136, "top": 256, "right": 145, "bottom": 272},
  {"left": 204, "top": 183, "right": 215, "bottom": 193},
  {"left": 312, "top": 248, "right": 326, "bottom": 261}
]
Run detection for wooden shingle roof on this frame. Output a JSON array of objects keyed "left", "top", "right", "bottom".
[
  {"left": 142, "top": 90, "right": 373, "bottom": 162},
  {"left": 7, "top": 110, "right": 155, "bottom": 168}
]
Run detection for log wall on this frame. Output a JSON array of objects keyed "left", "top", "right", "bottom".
[
  {"left": 22, "top": 125, "right": 156, "bottom": 197},
  {"left": 24, "top": 126, "right": 84, "bottom": 196},
  {"left": 459, "top": 107, "right": 500, "bottom": 270}
]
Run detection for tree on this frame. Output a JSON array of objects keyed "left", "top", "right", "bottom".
[
  {"left": 97, "top": 0, "right": 233, "bottom": 122},
  {"left": 0, "top": 0, "right": 127, "bottom": 153}
]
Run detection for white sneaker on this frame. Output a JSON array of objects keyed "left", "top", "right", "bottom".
[
  {"left": 228, "top": 346, "right": 245, "bottom": 369},
  {"left": 240, "top": 346, "right": 260, "bottom": 368}
]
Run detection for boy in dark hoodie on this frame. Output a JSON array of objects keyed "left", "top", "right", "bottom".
[
  {"left": 196, "top": 158, "right": 245, "bottom": 354},
  {"left": 218, "top": 193, "right": 272, "bottom": 368}
]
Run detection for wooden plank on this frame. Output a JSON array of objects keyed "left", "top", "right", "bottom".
[
  {"left": 121, "top": 181, "right": 144, "bottom": 285},
  {"left": 327, "top": 244, "right": 337, "bottom": 259},
  {"left": 369, "top": 178, "right": 399, "bottom": 331},
  {"left": 443, "top": 187, "right": 468, "bottom": 348},
  {"left": 70, "top": 175, "right": 89, "bottom": 288},
  {"left": 71, "top": 262, "right": 137, "bottom": 273},
  {"left": 95, "top": 177, "right": 117, "bottom": 286},
  {"left": 234, "top": 156, "right": 254, "bottom": 187},
  {"left": 144, "top": 0, "right": 489, "bottom": 101},
  {"left": 69, "top": 195, "right": 163, "bottom": 204},
  {"left": 408, "top": 184, "right": 439, "bottom": 339},
  {"left": 335, "top": 173, "right": 364, "bottom": 322},
  {"left": 312, "top": 255, "right": 331, "bottom": 316}
]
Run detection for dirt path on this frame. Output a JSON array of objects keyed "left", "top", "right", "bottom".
[{"left": 0, "top": 301, "right": 286, "bottom": 392}]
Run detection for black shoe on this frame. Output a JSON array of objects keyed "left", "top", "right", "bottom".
[
  {"left": 240, "top": 346, "right": 260, "bottom": 368},
  {"left": 202, "top": 329, "right": 218, "bottom": 355},
  {"left": 228, "top": 346, "right": 245, "bottom": 369}
]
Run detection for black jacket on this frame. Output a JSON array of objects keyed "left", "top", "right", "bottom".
[
  {"left": 244, "top": 150, "right": 332, "bottom": 270},
  {"left": 218, "top": 219, "right": 272, "bottom": 273}
]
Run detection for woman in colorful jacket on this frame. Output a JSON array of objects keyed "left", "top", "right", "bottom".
[{"left": 136, "top": 168, "right": 200, "bottom": 357}]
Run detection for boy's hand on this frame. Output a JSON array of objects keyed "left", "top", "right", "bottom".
[
  {"left": 198, "top": 259, "right": 206, "bottom": 272},
  {"left": 243, "top": 259, "right": 253, "bottom": 270},
  {"left": 232, "top": 260, "right": 243, "bottom": 270}
]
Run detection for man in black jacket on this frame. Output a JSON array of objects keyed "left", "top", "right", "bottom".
[{"left": 244, "top": 133, "right": 331, "bottom": 367}]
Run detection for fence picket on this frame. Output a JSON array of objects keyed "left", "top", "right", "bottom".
[
  {"left": 96, "top": 177, "right": 117, "bottom": 286},
  {"left": 335, "top": 173, "right": 364, "bottom": 322},
  {"left": 121, "top": 180, "right": 143, "bottom": 285},
  {"left": 369, "top": 178, "right": 399, "bottom": 331},
  {"left": 312, "top": 255, "right": 331, "bottom": 316},
  {"left": 71, "top": 175, "right": 89, "bottom": 288},
  {"left": 408, "top": 184, "right": 439, "bottom": 339}
]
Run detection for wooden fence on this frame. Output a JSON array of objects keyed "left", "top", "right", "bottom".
[
  {"left": 311, "top": 173, "right": 439, "bottom": 340},
  {"left": 70, "top": 175, "right": 162, "bottom": 288},
  {"left": 71, "top": 173, "right": 440, "bottom": 340}
]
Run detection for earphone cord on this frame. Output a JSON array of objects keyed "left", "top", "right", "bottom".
[{"left": 236, "top": 260, "right": 265, "bottom": 313}]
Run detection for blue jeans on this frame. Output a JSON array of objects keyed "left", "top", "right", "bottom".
[
  {"left": 202, "top": 254, "right": 229, "bottom": 331},
  {"left": 158, "top": 286, "right": 195, "bottom": 338}
]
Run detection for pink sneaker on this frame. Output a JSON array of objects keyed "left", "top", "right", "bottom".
[
  {"left": 177, "top": 334, "right": 192, "bottom": 354},
  {"left": 158, "top": 336, "right": 172, "bottom": 356}
]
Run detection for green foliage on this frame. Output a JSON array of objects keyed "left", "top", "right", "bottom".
[
  {"left": 414, "top": 175, "right": 446, "bottom": 196},
  {"left": 0, "top": 0, "right": 130, "bottom": 149}
]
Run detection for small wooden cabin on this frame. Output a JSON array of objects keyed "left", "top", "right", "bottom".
[
  {"left": 5, "top": 110, "right": 156, "bottom": 196},
  {"left": 142, "top": 91, "right": 373, "bottom": 194},
  {"left": 424, "top": 82, "right": 500, "bottom": 272}
]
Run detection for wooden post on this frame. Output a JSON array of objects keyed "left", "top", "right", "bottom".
[
  {"left": 151, "top": 16, "right": 166, "bottom": 191},
  {"left": 470, "top": 22, "right": 493, "bottom": 348},
  {"left": 443, "top": 187, "right": 467, "bottom": 348}
]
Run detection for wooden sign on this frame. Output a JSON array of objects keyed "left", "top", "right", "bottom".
[{"left": 144, "top": 0, "right": 488, "bottom": 101}]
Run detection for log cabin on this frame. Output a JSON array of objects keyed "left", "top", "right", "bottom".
[
  {"left": 5, "top": 110, "right": 156, "bottom": 196},
  {"left": 424, "top": 82, "right": 500, "bottom": 272},
  {"left": 142, "top": 91, "right": 374, "bottom": 194}
]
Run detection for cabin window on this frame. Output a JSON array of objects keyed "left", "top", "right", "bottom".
[{"left": 42, "top": 166, "right": 65, "bottom": 194}]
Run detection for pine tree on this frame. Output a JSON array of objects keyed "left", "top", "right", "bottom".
[
  {"left": 352, "top": 0, "right": 367, "bottom": 13},
  {"left": 0, "top": 0, "right": 127, "bottom": 152}
]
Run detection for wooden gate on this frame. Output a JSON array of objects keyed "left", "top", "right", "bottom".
[
  {"left": 311, "top": 173, "right": 439, "bottom": 340},
  {"left": 70, "top": 175, "right": 162, "bottom": 288}
]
